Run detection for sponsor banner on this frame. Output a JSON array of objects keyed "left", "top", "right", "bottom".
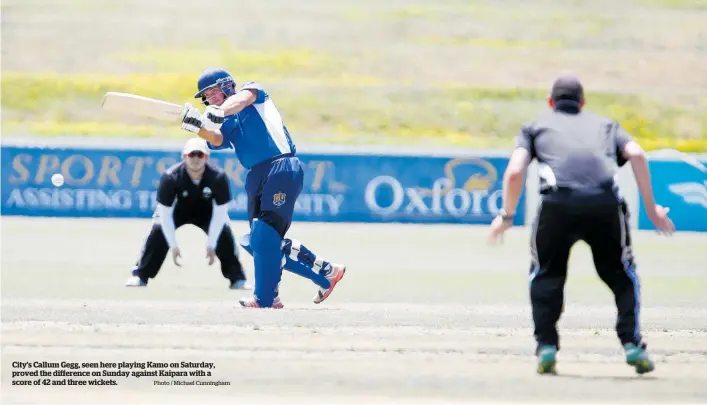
[
  {"left": 638, "top": 159, "right": 707, "bottom": 232},
  {"left": 1, "top": 146, "right": 523, "bottom": 225}
]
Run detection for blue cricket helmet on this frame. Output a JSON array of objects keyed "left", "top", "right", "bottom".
[{"left": 194, "top": 68, "right": 236, "bottom": 104}]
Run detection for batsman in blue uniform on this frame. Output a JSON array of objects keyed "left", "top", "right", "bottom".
[{"left": 179, "top": 68, "right": 347, "bottom": 308}]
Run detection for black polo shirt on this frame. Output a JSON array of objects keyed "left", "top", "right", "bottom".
[
  {"left": 156, "top": 162, "right": 232, "bottom": 226},
  {"left": 515, "top": 103, "right": 632, "bottom": 205}
]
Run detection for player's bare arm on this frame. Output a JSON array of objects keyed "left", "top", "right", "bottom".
[
  {"left": 198, "top": 88, "right": 256, "bottom": 143},
  {"left": 622, "top": 140, "right": 675, "bottom": 233},
  {"left": 198, "top": 127, "right": 224, "bottom": 147},
  {"left": 501, "top": 147, "right": 531, "bottom": 216},
  {"left": 621, "top": 141, "right": 655, "bottom": 209},
  {"left": 488, "top": 147, "right": 530, "bottom": 243},
  {"left": 219, "top": 89, "right": 257, "bottom": 116},
  {"left": 155, "top": 176, "right": 182, "bottom": 267},
  {"left": 205, "top": 174, "right": 232, "bottom": 265}
]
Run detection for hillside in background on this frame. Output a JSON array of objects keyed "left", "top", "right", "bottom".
[{"left": 2, "top": 0, "right": 706, "bottom": 149}]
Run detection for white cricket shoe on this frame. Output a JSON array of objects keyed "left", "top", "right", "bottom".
[
  {"left": 239, "top": 295, "right": 284, "bottom": 309},
  {"left": 313, "top": 264, "right": 346, "bottom": 304},
  {"left": 230, "top": 280, "right": 253, "bottom": 290},
  {"left": 125, "top": 275, "right": 147, "bottom": 287}
]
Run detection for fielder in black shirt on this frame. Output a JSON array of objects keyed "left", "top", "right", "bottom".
[
  {"left": 488, "top": 74, "right": 675, "bottom": 376},
  {"left": 125, "top": 138, "right": 249, "bottom": 289}
]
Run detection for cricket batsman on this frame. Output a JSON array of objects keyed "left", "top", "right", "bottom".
[{"left": 178, "top": 67, "right": 346, "bottom": 308}]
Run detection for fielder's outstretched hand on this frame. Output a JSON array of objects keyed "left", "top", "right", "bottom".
[
  {"left": 206, "top": 247, "right": 216, "bottom": 266},
  {"left": 487, "top": 215, "right": 512, "bottom": 244},
  {"left": 172, "top": 247, "right": 182, "bottom": 267},
  {"left": 648, "top": 205, "right": 675, "bottom": 236}
]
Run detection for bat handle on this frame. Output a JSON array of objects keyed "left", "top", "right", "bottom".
[{"left": 179, "top": 103, "right": 191, "bottom": 122}]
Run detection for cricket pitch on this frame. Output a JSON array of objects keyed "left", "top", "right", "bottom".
[{"left": 2, "top": 217, "right": 706, "bottom": 404}]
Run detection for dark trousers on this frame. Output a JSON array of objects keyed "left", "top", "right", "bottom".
[
  {"left": 529, "top": 201, "right": 644, "bottom": 351},
  {"left": 132, "top": 220, "right": 246, "bottom": 285}
]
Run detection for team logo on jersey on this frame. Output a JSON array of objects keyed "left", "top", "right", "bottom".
[
  {"left": 273, "top": 192, "right": 286, "bottom": 207},
  {"left": 203, "top": 187, "right": 212, "bottom": 199}
]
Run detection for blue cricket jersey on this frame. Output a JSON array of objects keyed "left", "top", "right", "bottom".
[{"left": 208, "top": 81, "right": 296, "bottom": 169}]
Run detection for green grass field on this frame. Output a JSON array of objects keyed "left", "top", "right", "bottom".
[{"left": 2, "top": 0, "right": 706, "bottom": 150}]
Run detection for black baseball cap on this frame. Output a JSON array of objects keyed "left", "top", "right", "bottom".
[{"left": 550, "top": 74, "right": 584, "bottom": 103}]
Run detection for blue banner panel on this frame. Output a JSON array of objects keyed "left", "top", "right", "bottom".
[
  {"left": 638, "top": 159, "right": 707, "bottom": 232},
  {"left": 1, "top": 146, "right": 523, "bottom": 225}
]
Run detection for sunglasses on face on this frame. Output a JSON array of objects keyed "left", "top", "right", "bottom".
[{"left": 187, "top": 151, "right": 206, "bottom": 158}]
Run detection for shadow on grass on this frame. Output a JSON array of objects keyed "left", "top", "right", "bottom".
[{"left": 547, "top": 372, "right": 659, "bottom": 381}]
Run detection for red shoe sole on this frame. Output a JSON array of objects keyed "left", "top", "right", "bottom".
[{"left": 314, "top": 267, "right": 346, "bottom": 304}]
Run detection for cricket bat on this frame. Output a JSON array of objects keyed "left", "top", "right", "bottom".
[{"left": 101, "top": 92, "right": 186, "bottom": 122}]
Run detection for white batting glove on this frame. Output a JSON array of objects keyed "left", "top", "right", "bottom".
[
  {"left": 181, "top": 105, "right": 203, "bottom": 134},
  {"left": 202, "top": 105, "right": 225, "bottom": 131},
  {"left": 179, "top": 103, "right": 193, "bottom": 121}
]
